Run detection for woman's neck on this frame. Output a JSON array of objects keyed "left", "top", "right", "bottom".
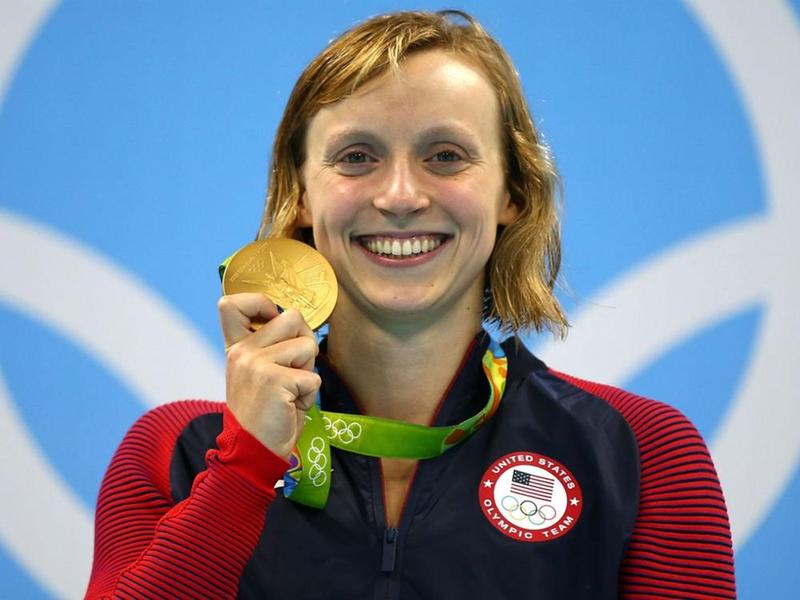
[{"left": 325, "top": 309, "right": 482, "bottom": 425}]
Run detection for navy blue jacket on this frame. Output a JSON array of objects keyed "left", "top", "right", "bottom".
[
  {"left": 171, "top": 336, "right": 639, "bottom": 599},
  {"left": 88, "top": 335, "right": 735, "bottom": 599}
]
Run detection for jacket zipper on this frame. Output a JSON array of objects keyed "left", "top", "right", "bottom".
[
  {"left": 373, "top": 459, "right": 421, "bottom": 599},
  {"left": 381, "top": 527, "right": 399, "bottom": 572}
]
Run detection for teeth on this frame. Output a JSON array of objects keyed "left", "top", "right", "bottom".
[{"left": 361, "top": 235, "right": 445, "bottom": 258}]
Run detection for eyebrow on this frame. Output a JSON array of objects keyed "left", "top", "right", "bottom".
[
  {"left": 322, "top": 123, "right": 482, "bottom": 158},
  {"left": 415, "top": 125, "right": 482, "bottom": 155},
  {"left": 322, "top": 130, "right": 386, "bottom": 158}
]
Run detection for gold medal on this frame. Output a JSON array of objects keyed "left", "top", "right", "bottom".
[{"left": 222, "top": 238, "right": 337, "bottom": 330}]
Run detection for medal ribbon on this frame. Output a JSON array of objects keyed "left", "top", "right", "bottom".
[
  {"left": 283, "top": 340, "right": 508, "bottom": 508},
  {"left": 218, "top": 254, "right": 508, "bottom": 509}
]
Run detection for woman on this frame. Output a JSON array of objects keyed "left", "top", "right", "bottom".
[{"left": 86, "top": 11, "right": 736, "bottom": 599}]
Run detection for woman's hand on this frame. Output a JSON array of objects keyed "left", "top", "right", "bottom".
[{"left": 218, "top": 293, "right": 321, "bottom": 458}]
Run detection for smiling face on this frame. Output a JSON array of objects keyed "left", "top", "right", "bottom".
[{"left": 298, "top": 50, "right": 518, "bottom": 331}]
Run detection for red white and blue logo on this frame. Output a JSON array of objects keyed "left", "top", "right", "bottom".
[{"left": 479, "top": 451, "right": 582, "bottom": 543}]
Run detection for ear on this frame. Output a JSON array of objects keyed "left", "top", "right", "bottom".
[
  {"left": 497, "top": 189, "right": 520, "bottom": 226},
  {"left": 297, "top": 189, "right": 314, "bottom": 226}
]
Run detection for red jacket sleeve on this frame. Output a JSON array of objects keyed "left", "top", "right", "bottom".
[
  {"left": 85, "top": 400, "right": 289, "bottom": 600},
  {"left": 552, "top": 372, "right": 737, "bottom": 599}
]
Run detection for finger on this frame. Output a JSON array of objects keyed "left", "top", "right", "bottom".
[
  {"left": 255, "top": 336, "right": 319, "bottom": 372},
  {"left": 239, "top": 308, "right": 316, "bottom": 353},
  {"left": 267, "top": 363, "right": 322, "bottom": 402},
  {"left": 218, "top": 293, "right": 280, "bottom": 347},
  {"left": 294, "top": 390, "right": 318, "bottom": 412}
]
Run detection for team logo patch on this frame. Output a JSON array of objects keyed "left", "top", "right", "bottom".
[{"left": 479, "top": 451, "right": 583, "bottom": 543}]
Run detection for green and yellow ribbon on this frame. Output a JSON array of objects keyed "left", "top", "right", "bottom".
[{"left": 284, "top": 342, "right": 507, "bottom": 508}]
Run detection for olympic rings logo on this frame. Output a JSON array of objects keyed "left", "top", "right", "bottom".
[
  {"left": 305, "top": 436, "right": 328, "bottom": 487},
  {"left": 323, "top": 416, "right": 363, "bottom": 445},
  {"left": 501, "top": 495, "right": 558, "bottom": 526}
]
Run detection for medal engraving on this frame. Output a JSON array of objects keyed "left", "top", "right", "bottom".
[{"left": 223, "top": 239, "right": 337, "bottom": 330}]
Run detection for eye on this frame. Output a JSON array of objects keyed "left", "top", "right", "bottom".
[
  {"left": 332, "top": 148, "right": 379, "bottom": 175},
  {"left": 424, "top": 146, "right": 469, "bottom": 174},
  {"left": 430, "top": 150, "right": 462, "bottom": 162},
  {"left": 341, "top": 151, "right": 372, "bottom": 164}
]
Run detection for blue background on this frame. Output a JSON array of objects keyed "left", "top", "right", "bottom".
[{"left": 0, "top": 2, "right": 795, "bottom": 597}]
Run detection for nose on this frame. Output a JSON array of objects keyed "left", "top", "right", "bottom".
[{"left": 372, "top": 158, "right": 430, "bottom": 219}]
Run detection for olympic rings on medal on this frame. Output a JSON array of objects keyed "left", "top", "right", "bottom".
[
  {"left": 323, "top": 416, "right": 363, "bottom": 445},
  {"left": 305, "top": 436, "right": 328, "bottom": 487}
]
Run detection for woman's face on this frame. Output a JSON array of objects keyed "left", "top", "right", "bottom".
[{"left": 299, "top": 49, "right": 517, "bottom": 329}]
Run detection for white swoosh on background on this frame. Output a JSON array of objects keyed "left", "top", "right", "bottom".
[
  {"left": 537, "top": 215, "right": 799, "bottom": 548},
  {"left": 0, "top": 0, "right": 57, "bottom": 113},
  {"left": 539, "top": 0, "right": 800, "bottom": 548},
  {"left": 0, "top": 366, "right": 92, "bottom": 599},
  {"left": 0, "top": 0, "right": 797, "bottom": 597},
  {"left": 0, "top": 211, "right": 225, "bottom": 407},
  {"left": 0, "top": 210, "right": 226, "bottom": 599},
  {"left": 688, "top": 0, "right": 800, "bottom": 547}
]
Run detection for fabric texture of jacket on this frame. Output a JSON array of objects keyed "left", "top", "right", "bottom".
[{"left": 86, "top": 335, "right": 736, "bottom": 599}]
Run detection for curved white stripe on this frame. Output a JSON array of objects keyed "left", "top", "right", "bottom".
[
  {"left": 0, "top": 1, "right": 796, "bottom": 595},
  {"left": 537, "top": 219, "right": 771, "bottom": 383},
  {"left": 0, "top": 0, "right": 57, "bottom": 112},
  {"left": 536, "top": 211, "right": 800, "bottom": 548},
  {"left": 538, "top": 0, "right": 800, "bottom": 551},
  {"left": 688, "top": 0, "right": 800, "bottom": 221},
  {"left": 687, "top": 0, "right": 800, "bottom": 546},
  {"left": 0, "top": 210, "right": 225, "bottom": 599},
  {"left": 712, "top": 283, "right": 800, "bottom": 547},
  {"left": 0, "top": 366, "right": 91, "bottom": 599},
  {"left": 0, "top": 210, "right": 225, "bottom": 407}
]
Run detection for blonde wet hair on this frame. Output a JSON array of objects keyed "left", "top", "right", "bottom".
[{"left": 258, "top": 10, "right": 567, "bottom": 337}]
